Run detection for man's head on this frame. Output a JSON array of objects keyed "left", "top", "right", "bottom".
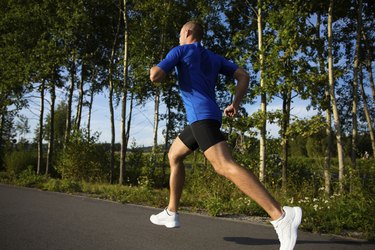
[{"left": 179, "top": 21, "right": 203, "bottom": 45}]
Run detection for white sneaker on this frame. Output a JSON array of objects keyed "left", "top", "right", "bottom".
[
  {"left": 150, "top": 208, "right": 181, "bottom": 228},
  {"left": 271, "top": 206, "right": 302, "bottom": 250}
]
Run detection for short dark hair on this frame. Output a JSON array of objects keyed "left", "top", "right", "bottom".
[{"left": 183, "top": 21, "right": 204, "bottom": 41}]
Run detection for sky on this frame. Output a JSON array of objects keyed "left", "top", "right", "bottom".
[{"left": 18, "top": 86, "right": 317, "bottom": 147}]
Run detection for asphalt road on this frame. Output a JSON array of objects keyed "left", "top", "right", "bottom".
[{"left": 0, "top": 184, "right": 374, "bottom": 250}]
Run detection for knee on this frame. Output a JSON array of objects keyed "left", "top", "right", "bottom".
[
  {"left": 211, "top": 161, "right": 228, "bottom": 177},
  {"left": 211, "top": 160, "right": 239, "bottom": 179},
  {"left": 168, "top": 150, "right": 184, "bottom": 165}
]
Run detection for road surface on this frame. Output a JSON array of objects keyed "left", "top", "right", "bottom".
[{"left": 0, "top": 184, "right": 373, "bottom": 250}]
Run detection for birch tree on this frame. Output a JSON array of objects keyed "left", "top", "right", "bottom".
[
  {"left": 119, "top": 0, "right": 129, "bottom": 184},
  {"left": 328, "top": 0, "right": 345, "bottom": 193},
  {"left": 351, "top": 0, "right": 362, "bottom": 169},
  {"left": 257, "top": 0, "right": 266, "bottom": 182}
]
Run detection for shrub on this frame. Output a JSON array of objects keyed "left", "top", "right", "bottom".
[
  {"left": 42, "top": 178, "right": 82, "bottom": 193},
  {"left": 55, "top": 131, "right": 109, "bottom": 182},
  {"left": 4, "top": 150, "right": 37, "bottom": 175},
  {"left": 125, "top": 148, "right": 145, "bottom": 185},
  {"left": 295, "top": 187, "right": 375, "bottom": 239},
  {"left": 16, "top": 166, "right": 46, "bottom": 188},
  {"left": 0, "top": 171, "right": 12, "bottom": 183}
]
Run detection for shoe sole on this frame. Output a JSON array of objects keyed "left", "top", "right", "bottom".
[{"left": 289, "top": 207, "right": 302, "bottom": 249}]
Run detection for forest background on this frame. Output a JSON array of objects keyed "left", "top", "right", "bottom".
[{"left": 1, "top": 0, "right": 375, "bottom": 240}]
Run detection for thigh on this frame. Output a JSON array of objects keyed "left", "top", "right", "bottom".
[
  {"left": 190, "top": 119, "right": 225, "bottom": 152},
  {"left": 169, "top": 136, "right": 194, "bottom": 159},
  {"left": 204, "top": 140, "right": 235, "bottom": 167},
  {"left": 178, "top": 125, "right": 199, "bottom": 151}
]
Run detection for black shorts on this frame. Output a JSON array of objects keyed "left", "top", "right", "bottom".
[{"left": 178, "top": 119, "right": 225, "bottom": 152}]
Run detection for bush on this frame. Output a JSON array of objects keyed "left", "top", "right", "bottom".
[
  {"left": 56, "top": 131, "right": 109, "bottom": 182},
  {"left": 16, "top": 166, "right": 47, "bottom": 188},
  {"left": 125, "top": 147, "right": 145, "bottom": 185},
  {"left": 42, "top": 178, "right": 82, "bottom": 193},
  {"left": 4, "top": 150, "right": 37, "bottom": 175},
  {"left": 0, "top": 171, "right": 12, "bottom": 183},
  {"left": 294, "top": 187, "right": 375, "bottom": 239}
]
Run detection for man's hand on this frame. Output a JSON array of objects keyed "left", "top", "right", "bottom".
[{"left": 224, "top": 104, "right": 238, "bottom": 117}]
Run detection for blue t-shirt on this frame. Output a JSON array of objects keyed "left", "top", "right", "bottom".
[{"left": 157, "top": 42, "right": 238, "bottom": 124}]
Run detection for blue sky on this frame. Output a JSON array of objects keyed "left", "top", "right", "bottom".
[{"left": 18, "top": 86, "right": 316, "bottom": 147}]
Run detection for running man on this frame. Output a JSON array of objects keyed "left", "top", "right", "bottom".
[{"left": 149, "top": 21, "right": 302, "bottom": 250}]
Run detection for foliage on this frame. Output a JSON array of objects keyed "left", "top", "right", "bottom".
[
  {"left": 44, "top": 102, "right": 67, "bottom": 147},
  {"left": 55, "top": 130, "right": 109, "bottom": 182},
  {"left": 293, "top": 186, "right": 375, "bottom": 239},
  {"left": 4, "top": 150, "right": 37, "bottom": 175},
  {"left": 43, "top": 178, "right": 82, "bottom": 193},
  {"left": 15, "top": 166, "right": 47, "bottom": 188},
  {"left": 123, "top": 146, "right": 145, "bottom": 185}
]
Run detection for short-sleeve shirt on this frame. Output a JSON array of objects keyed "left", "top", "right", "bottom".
[{"left": 157, "top": 42, "right": 238, "bottom": 124}]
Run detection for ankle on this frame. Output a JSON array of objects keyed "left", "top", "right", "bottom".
[
  {"left": 270, "top": 207, "right": 284, "bottom": 221},
  {"left": 167, "top": 207, "right": 177, "bottom": 214}
]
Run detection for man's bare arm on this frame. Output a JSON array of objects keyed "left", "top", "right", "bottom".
[
  {"left": 224, "top": 67, "right": 250, "bottom": 117},
  {"left": 150, "top": 66, "right": 167, "bottom": 83}
]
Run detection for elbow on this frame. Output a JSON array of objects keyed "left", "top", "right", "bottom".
[
  {"left": 234, "top": 68, "right": 250, "bottom": 84},
  {"left": 243, "top": 72, "right": 250, "bottom": 83},
  {"left": 149, "top": 66, "right": 164, "bottom": 83}
]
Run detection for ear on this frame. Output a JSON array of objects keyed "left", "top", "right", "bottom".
[{"left": 186, "top": 29, "right": 193, "bottom": 38}]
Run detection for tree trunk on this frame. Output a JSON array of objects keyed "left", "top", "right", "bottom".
[
  {"left": 362, "top": 29, "right": 375, "bottom": 102},
  {"left": 328, "top": 0, "right": 345, "bottom": 193},
  {"left": 46, "top": 84, "right": 56, "bottom": 175},
  {"left": 87, "top": 69, "right": 98, "bottom": 139},
  {"left": 359, "top": 66, "right": 375, "bottom": 157},
  {"left": 108, "top": 75, "right": 115, "bottom": 184},
  {"left": 351, "top": 0, "right": 362, "bottom": 170},
  {"left": 37, "top": 81, "right": 45, "bottom": 175},
  {"left": 87, "top": 85, "right": 94, "bottom": 139},
  {"left": 162, "top": 86, "right": 173, "bottom": 185},
  {"left": 281, "top": 88, "right": 291, "bottom": 191},
  {"left": 151, "top": 91, "right": 160, "bottom": 161},
  {"left": 119, "top": 0, "right": 129, "bottom": 185},
  {"left": 109, "top": 1, "right": 122, "bottom": 184},
  {"left": 125, "top": 91, "right": 134, "bottom": 147},
  {"left": 65, "top": 54, "right": 76, "bottom": 145},
  {"left": 75, "top": 63, "right": 86, "bottom": 132},
  {"left": 317, "top": 13, "right": 332, "bottom": 196},
  {"left": 258, "top": 0, "right": 266, "bottom": 182}
]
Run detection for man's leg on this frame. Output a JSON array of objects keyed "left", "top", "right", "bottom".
[
  {"left": 204, "top": 141, "right": 302, "bottom": 249},
  {"left": 150, "top": 136, "right": 192, "bottom": 228},
  {"left": 203, "top": 141, "right": 283, "bottom": 220},
  {"left": 167, "top": 136, "right": 193, "bottom": 212}
]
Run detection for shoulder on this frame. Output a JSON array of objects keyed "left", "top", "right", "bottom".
[{"left": 167, "top": 45, "right": 183, "bottom": 55}]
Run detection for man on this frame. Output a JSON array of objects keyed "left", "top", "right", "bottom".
[{"left": 149, "top": 21, "right": 302, "bottom": 250}]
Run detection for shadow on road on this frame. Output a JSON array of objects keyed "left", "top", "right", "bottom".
[
  {"left": 223, "top": 236, "right": 374, "bottom": 246},
  {"left": 223, "top": 237, "right": 278, "bottom": 246}
]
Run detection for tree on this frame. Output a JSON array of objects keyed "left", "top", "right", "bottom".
[
  {"left": 351, "top": 0, "right": 363, "bottom": 170},
  {"left": 37, "top": 81, "right": 45, "bottom": 175},
  {"left": 257, "top": 0, "right": 267, "bottom": 182},
  {"left": 316, "top": 10, "right": 333, "bottom": 195},
  {"left": 120, "top": 0, "right": 130, "bottom": 184},
  {"left": 328, "top": 0, "right": 345, "bottom": 193},
  {"left": 359, "top": 66, "right": 375, "bottom": 158},
  {"left": 46, "top": 83, "right": 56, "bottom": 175}
]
